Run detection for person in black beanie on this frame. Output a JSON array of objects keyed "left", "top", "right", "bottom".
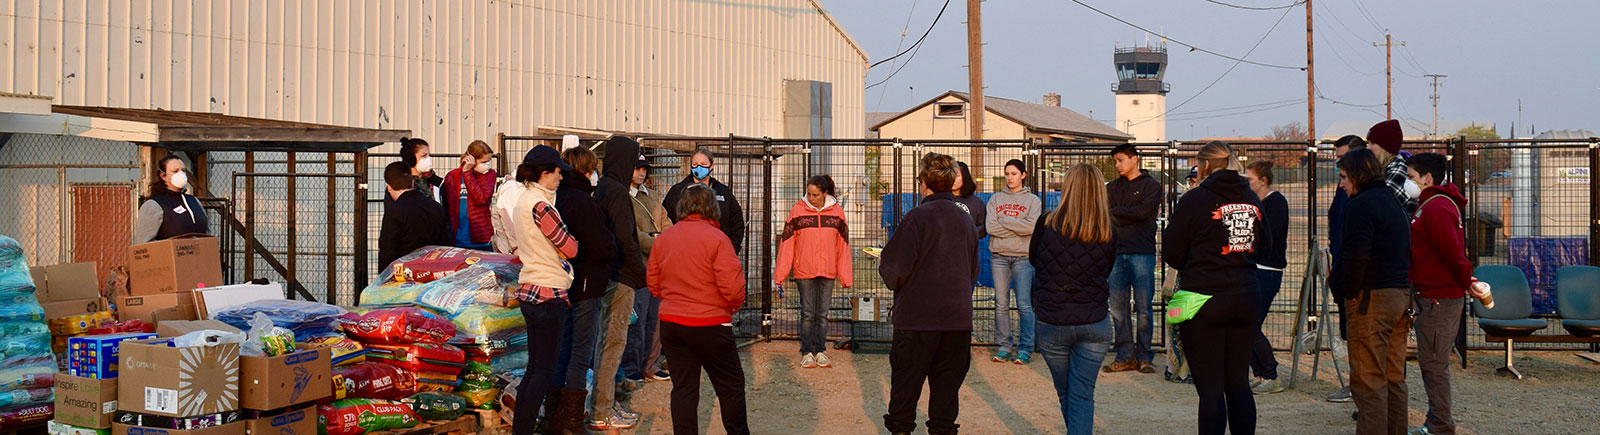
[
  {"left": 879, "top": 153, "right": 980, "bottom": 435},
  {"left": 1164, "top": 141, "right": 1272, "bottom": 435}
]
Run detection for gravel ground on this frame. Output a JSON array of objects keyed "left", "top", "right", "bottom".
[{"left": 607, "top": 340, "right": 1600, "bottom": 434}]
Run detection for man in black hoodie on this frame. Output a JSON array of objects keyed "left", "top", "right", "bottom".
[
  {"left": 878, "top": 153, "right": 980, "bottom": 435},
  {"left": 376, "top": 161, "right": 450, "bottom": 293},
  {"left": 588, "top": 136, "right": 647, "bottom": 430},
  {"left": 1104, "top": 144, "right": 1164, "bottom": 373},
  {"left": 1330, "top": 148, "right": 1412, "bottom": 435},
  {"left": 663, "top": 149, "right": 746, "bottom": 253}
]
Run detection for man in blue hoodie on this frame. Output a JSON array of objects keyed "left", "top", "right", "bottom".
[{"left": 879, "top": 153, "right": 980, "bottom": 435}]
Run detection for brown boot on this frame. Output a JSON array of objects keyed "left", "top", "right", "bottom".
[{"left": 556, "top": 389, "right": 590, "bottom": 435}]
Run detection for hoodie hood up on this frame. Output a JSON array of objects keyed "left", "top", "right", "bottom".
[{"left": 601, "top": 136, "right": 640, "bottom": 184}]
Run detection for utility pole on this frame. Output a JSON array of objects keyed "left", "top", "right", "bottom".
[
  {"left": 967, "top": 0, "right": 984, "bottom": 176},
  {"left": 1306, "top": 0, "right": 1315, "bottom": 141},
  {"left": 1425, "top": 74, "right": 1447, "bottom": 138},
  {"left": 1373, "top": 34, "right": 1405, "bottom": 119}
]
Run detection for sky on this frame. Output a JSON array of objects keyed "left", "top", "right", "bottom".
[{"left": 815, "top": 0, "right": 1599, "bottom": 139}]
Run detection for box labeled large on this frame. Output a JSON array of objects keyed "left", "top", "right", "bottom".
[
  {"left": 112, "top": 421, "right": 245, "bottom": 435},
  {"left": 240, "top": 345, "right": 331, "bottom": 411},
  {"left": 851, "top": 297, "right": 885, "bottom": 322},
  {"left": 241, "top": 406, "right": 314, "bottom": 435},
  {"left": 118, "top": 293, "right": 197, "bottom": 325},
  {"left": 55, "top": 374, "right": 120, "bottom": 429},
  {"left": 69, "top": 333, "right": 159, "bottom": 379},
  {"left": 128, "top": 236, "right": 222, "bottom": 296},
  {"left": 117, "top": 338, "right": 241, "bottom": 418}
]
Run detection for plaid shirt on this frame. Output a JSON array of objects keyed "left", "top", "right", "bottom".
[
  {"left": 509, "top": 201, "right": 579, "bottom": 304},
  {"left": 1383, "top": 155, "right": 1418, "bottom": 214}
]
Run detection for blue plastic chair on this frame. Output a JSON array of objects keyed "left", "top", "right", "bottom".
[
  {"left": 1555, "top": 265, "right": 1600, "bottom": 337},
  {"left": 1472, "top": 265, "right": 1548, "bottom": 379}
]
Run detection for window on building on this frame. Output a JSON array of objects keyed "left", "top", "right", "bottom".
[{"left": 935, "top": 103, "right": 966, "bottom": 118}]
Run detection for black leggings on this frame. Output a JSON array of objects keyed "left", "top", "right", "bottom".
[
  {"left": 1179, "top": 292, "right": 1259, "bottom": 435},
  {"left": 512, "top": 300, "right": 567, "bottom": 435}
]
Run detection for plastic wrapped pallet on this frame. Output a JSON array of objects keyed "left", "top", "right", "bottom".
[{"left": 0, "top": 235, "right": 56, "bottom": 431}]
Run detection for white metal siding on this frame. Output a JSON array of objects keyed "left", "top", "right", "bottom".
[{"left": 3, "top": 0, "right": 868, "bottom": 154}]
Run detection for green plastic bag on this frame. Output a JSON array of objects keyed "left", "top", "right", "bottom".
[
  {"left": 404, "top": 392, "right": 470, "bottom": 421},
  {"left": 1165, "top": 290, "right": 1213, "bottom": 324}
]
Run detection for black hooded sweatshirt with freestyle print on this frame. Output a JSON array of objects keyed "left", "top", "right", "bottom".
[{"left": 1162, "top": 169, "right": 1273, "bottom": 296}]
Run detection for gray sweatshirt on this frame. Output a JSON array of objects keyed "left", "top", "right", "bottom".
[{"left": 985, "top": 186, "right": 1042, "bottom": 257}]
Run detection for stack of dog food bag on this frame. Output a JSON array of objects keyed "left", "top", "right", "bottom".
[{"left": 0, "top": 236, "right": 57, "bottom": 431}]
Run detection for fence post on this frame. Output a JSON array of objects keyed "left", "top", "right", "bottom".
[
  {"left": 1453, "top": 137, "right": 1475, "bottom": 265},
  {"left": 496, "top": 132, "right": 508, "bottom": 175},
  {"left": 286, "top": 152, "right": 298, "bottom": 300},
  {"left": 327, "top": 154, "right": 338, "bottom": 304},
  {"left": 892, "top": 139, "right": 902, "bottom": 227},
  {"left": 1590, "top": 137, "right": 1599, "bottom": 266},
  {"left": 354, "top": 151, "right": 370, "bottom": 299},
  {"left": 762, "top": 138, "right": 774, "bottom": 337}
]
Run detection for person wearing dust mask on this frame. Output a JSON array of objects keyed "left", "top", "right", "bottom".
[
  {"left": 442, "top": 140, "right": 499, "bottom": 250},
  {"left": 134, "top": 155, "right": 210, "bottom": 243}
]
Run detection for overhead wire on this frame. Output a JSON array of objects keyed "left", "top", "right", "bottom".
[
  {"left": 866, "top": 0, "right": 950, "bottom": 70},
  {"left": 1068, "top": 0, "right": 1305, "bottom": 70},
  {"left": 1166, "top": 100, "right": 1303, "bottom": 122},
  {"left": 1202, "top": 0, "right": 1306, "bottom": 11},
  {"left": 1126, "top": 3, "right": 1298, "bottom": 128},
  {"left": 874, "top": 0, "right": 922, "bottom": 111}
]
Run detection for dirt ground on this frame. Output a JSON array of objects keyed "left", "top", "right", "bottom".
[{"left": 612, "top": 341, "right": 1600, "bottom": 434}]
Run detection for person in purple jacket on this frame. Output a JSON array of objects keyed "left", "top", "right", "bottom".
[{"left": 878, "top": 153, "right": 980, "bottom": 435}]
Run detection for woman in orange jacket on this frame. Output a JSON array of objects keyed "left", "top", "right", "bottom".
[{"left": 774, "top": 175, "right": 854, "bottom": 369}]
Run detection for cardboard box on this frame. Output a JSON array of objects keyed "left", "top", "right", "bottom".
[
  {"left": 240, "top": 345, "right": 331, "bottom": 411},
  {"left": 117, "top": 338, "right": 240, "bottom": 418},
  {"left": 32, "top": 262, "right": 110, "bottom": 319},
  {"left": 69, "top": 333, "right": 159, "bottom": 379},
  {"left": 112, "top": 421, "right": 245, "bottom": 435},
  {"left": 154, "top": 320, "right": 241, "bottom": 338},
  {"left": 118, "top": 293, "right": 197, "bottom": 325},
  {"left": 851, "top": 297, "right": 886, "bottom": 322},
  {"left": 55, "top": 374, "right": 120, "bottom": 429},
  {"left": 128, "top": 236, "right": 222, "bottom": 296},
  {"left": 191, "top": 283, "right": 282, "bottom": 320},
  {"left": 241, "top": 406, "right": 314, "bottom": 435},
  {"left": 49, "top": 420, "right": 113, "bottom": 435}
]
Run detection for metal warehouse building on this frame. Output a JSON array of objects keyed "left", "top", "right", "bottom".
[{"left": 0, "top": 1, "right": 868, "bottom": 302}]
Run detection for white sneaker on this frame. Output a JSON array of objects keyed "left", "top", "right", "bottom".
[
  {"left": 800, "top": 353, "right": 817, "bottom": 368},
  {"left": 815, "top": 352, "right": 832, "bottom": 368}
]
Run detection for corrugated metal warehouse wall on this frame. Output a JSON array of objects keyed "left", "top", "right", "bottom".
[{"left": 0, "top": 0, "right": 868, "bottom": 154}]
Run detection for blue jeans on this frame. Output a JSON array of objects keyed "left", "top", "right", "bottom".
[
  {"left": 1250, "top": 269, "right": 1284, "bottom": 380},
  {"left": 1108, "top": 254, "right": 1156, "bottom": 363},
  {"left": 991, "top": 254, "right": 1036, "bottom": 354},
  {"left": 1038, "top": 317, "right": 1113, "bottom": 434},
  {"left": 553, "top": 295, "right": 602, "bottom": 391},
  {"left": 621, "top": 286, "right": 660, "bottom": 380},
  {"left": 795, "top": 278, "right": 835, "bottom": 354}
]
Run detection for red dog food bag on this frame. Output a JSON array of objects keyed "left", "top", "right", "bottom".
[{"left": 343, "top": 307, "right": 457, "bottom": 345}]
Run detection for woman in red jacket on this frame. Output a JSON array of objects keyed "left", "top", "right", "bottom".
[
  {"left": 647, "top": 184, "right": 749, "bottom": 435},
  {"left": 775, "top": 175, "right": 853, "bottom": 369},
  {"left": 442, "top": 140, "right": 498, "bottom": 250}
]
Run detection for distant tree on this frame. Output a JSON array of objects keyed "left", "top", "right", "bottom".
[
  {"left": 1457, "top": 125, "right": 1508, "bottom": 181},
  {"left": 1269, "top": 121, "right": 1311, "bottom": 141},
  {"left": 1247, "top": 121, "right": 1310, "bottom": 170}
]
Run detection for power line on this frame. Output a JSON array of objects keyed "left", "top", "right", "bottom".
[
  {"left": 1202, "top": 0, "right": 1306, "bottom": 11},
  {"left": 866, "top": 0, "right": 950, "bottom": 70},
  {"left": 1166, "top": 100, "right": 1302, "bottom": 122},
  {"left": 1348, "top": 0, "right": 1387, "bottom": 35},
  {"left": 874, "top": 0, "right": 921, "bottom": 111},
  {"left": 866, "top": 35, "right": 930, "bottom": 90},
  {"left": 1170, "top": 98, "right": 1305, "bottom": 116},
  {"left": 1068, "top": 0, "right": 1305, "bottom": 70},
  {"left": 1126, "top": 4, "right": 1297, "bottom": 128},
  {"left": 1315, "top": 83, "right": 1385, "bottom": 107}
]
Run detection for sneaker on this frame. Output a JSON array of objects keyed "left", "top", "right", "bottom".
[
  {"left": 1249, "top": 377, "right": 1264, "bottom": 388},
  {"left": 1252, "top": 378, "right": 1285, "bottom": 394},
  {"left": 1137, "top": 361, "right": 1156, "bottom": 374},
  {"left": 1326, "top": 386, "right": 1353, "bottom": 403},
  {"left": 1102, "top": 360, "right": 1139, "bottom": 373},
  {"left": 992, "top": 350, "right": 1013, "bottom": 363},
  {"left": 814, "top": 352, "right": 833, "bottom": 368},
  {"left": 613, "top": 404, "right": 640, "bottom": 421},
  {"left": 650, "top": 370, "right": 672, "bottom": 381},
  {"left": 589, "top": 414, "right": 639, "bottom": 430},
  {"left": 1013, "top": 352, "right": 1031, "bottom": 365},
  {"left": 800, "top": 353, "right": 817, "bottom": 369}
]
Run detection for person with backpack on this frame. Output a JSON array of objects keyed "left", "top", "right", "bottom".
[
  {"left": 1029, "top": 163, "right": 1117, "bottom": 434},
  {"left": 775, "top": 175, "right": 853, "bottom": 369},
  {"left": 1406, "top": 152, "right": 1471, "bottom": 435},
  {"left": 1164, "top": 141, "right": 1272, "bottom": 435}
]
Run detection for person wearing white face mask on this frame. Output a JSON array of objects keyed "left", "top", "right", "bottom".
[
  {"left": 134, "top": 155, "right": 210, "bottom": 243},
  {"left": 400, "top": 137, "right": 444, "bottom": 203},
  {"left": 442, "top": 140, "right": 499, "bottom": 250}
]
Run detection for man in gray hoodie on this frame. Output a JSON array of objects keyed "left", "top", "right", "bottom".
[{"left": 986, "top": 159, "right": 1043, "bottom": 364}]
